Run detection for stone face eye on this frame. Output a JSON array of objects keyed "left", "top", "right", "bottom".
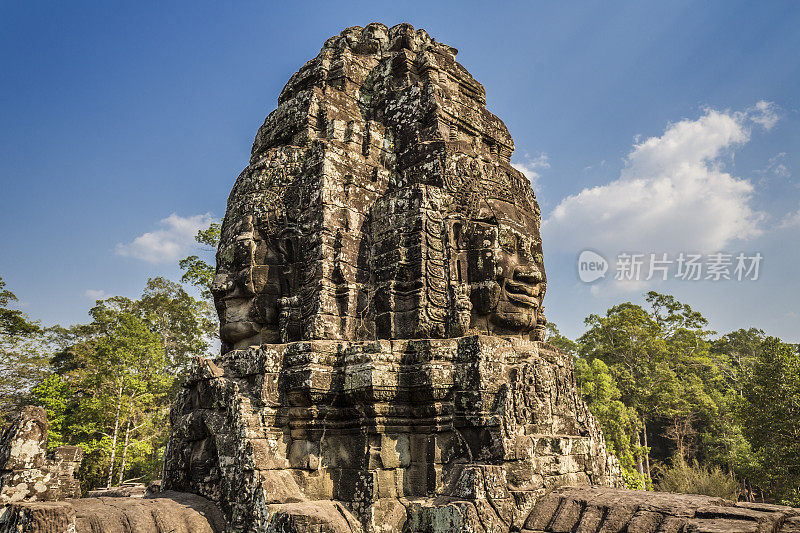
[
  {"left": 499, "top": 228, "right": 516, "bottom": 253},
  {"left": 517, "top": 238, "right": 533, "bottom": 261},
  {"left": 528, "top": 242, "right": 538, "bottom": 261}
]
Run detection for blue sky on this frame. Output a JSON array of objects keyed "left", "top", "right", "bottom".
[{"left": 1, "top": 1, "right": 798, "bottom": 342}]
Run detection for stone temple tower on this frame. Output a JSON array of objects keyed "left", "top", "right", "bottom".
[{"left": 162, "top": 23, "right": 622, "bottom": 532}]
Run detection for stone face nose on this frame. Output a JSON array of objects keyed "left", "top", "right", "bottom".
[{"left": 210, "top": 272, "right": 233, "bottom": 297}]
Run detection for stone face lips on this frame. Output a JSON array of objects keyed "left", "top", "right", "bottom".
[
  {"left": 0, "top": 406, "right": 83, "bottom": 504},
  {"left": 212, "top": 22, "right": 546, "bottom": 354}
]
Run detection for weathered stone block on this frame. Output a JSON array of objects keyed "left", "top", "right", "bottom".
[
  {"left": 378, "top": 433, "right": 409, "bottom": 469},
  {"left": 0, "top": 407, "right": 83, "bottom": 504}
]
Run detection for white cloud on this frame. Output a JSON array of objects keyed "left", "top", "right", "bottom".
[
  {"left": 85, "top": 289, "right": 106, "bottom": 300},
  {"left": 589, "top": 276, "right": 651, "bottom": 296},
  {"left": 750, "top": 100, "right": 779, "bottom": 131},
  {"left": 757, "top": 152, "right": 791, "bottom": 181},
  {"left": 780, "top": 206, "right": 800, "bottom": 229},
  {"left": 583, "top": 160, "right": 606, "bottom": 171},
  {"left": 543, "top": 104, "right": 774, "bottom": 254},
  {"left": 116, "top": 213, "right": 215, "bottom": 264},
  {"left": 512, "top": 152, "right": 550, "bottom": 191}
]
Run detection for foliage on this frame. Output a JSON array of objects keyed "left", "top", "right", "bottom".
[
  {"left": 569, "top": 292, "right": 800, "bottom": 501},
  {"left": 621, "top": 469, "right": 648, "bottom": 490},
  {"left": 655, "top": 456, "right": 739, "bottom": 500},
  {"left": 31, "top": 278, "right": 213, "bottom": 490},
  {"left": 0, "top": 277, "right": 48, "bottom": 425},
  {"left": 544, "top": 322, "right": 579, "bottom": 356},
  {"left": 138, "top": 277, "right": 216, "bottom": 373},
  {"left": 575, "top": 291, "right": 730, "bottom": 483},
  {"left": 738, "top": 337, "right": 800, "bottom": 505},
  {"left": 711, "top": 328, "right": 765, "bottom": 395},
  {"left": 179, "top": 222, "right": 220, "bottom": 302},
  {"left": 574, "top": 357, "right": 640, "bottom": 470}
]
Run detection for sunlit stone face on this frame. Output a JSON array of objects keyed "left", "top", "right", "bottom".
[
  {"left": 212, "top": 214, "right": 301, "bottom": 351},
  {"left": 465, "top": 197, "right": 546, "bottom": 337}
]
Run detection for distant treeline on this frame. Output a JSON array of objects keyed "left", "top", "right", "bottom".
[{"left": 548, "top": 291, "right": 799, "bottom": 504}]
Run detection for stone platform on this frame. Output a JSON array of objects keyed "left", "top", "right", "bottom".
[{"left": 3, "top": 487, "right": 799, "bottom": 532}]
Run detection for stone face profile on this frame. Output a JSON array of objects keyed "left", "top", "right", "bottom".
[{"left": 162, "top": 23, "right": 620, "bottom": 532}]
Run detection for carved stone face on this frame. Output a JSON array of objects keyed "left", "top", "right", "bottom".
[
  {"left": 465, "top": 198, "right": 545, "bottom": 336},
  {"left": 212, "top": 215, "right": 300, "bottom": 350}
]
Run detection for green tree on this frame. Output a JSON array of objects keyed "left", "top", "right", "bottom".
[
  {"left": 179, "top": 222, "right": 220, "bottom": 302},
  {"left": 34, "top": 299, "right": 169, "bottom": 489},
  {"left": 137, "top": 277, "right": 215, "bottom": 374},
  {"left": 578, "top": 292, "right": 724, "bottom": 482},
  {"left": 711, "top": 328, "right": 765, "bottom": 396},
  {"left": 0, "top": 276, "right": 47, "bottom": 424},
  {"left": 544, "top": 322, "right": 579, "bottom": 356},
  {"left": 32, "top": 277, "right": 213, "bottom": 490},
  {"left": 578, "top": 301, "right": 665, "bottom": 478},
  {"left": 699, "top": 328, "right": 766, "bottom": 481},
  {"left": 90, "top": 302, "right": 168, "bottom": 487},
  {"left": 574, "top": 357, "right": 643, "bottom": 486},
  {"left": 738, "top": 337, "right": 800, "bottom": 504}
]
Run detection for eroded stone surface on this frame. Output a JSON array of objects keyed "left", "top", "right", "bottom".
[
  {"left": 521, "top": 487, "right": 800, "bottom": 533},
  {"left": 0, "top": 491, "right": 226, "bottom": 533},
  {"left": 0, "top": 406, "right": 82, "bottom": 503},
  {"left": 163, "top": 336, "right": 622, "bottom": 531}
]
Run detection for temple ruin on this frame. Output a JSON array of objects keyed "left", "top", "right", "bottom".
[{"left": 2, "top": 22, "right": 798, "bottom": 533}]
